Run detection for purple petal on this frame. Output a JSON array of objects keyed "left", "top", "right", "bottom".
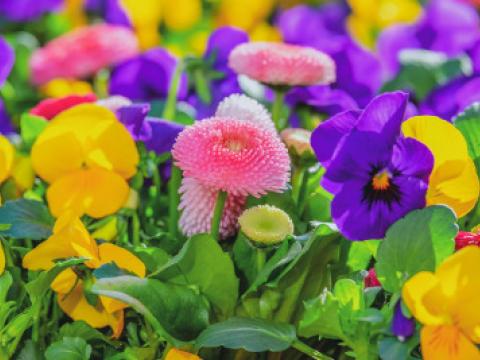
[
  {"left": 391, "top": 137, "right": 433, "bottom": 183},
  {"left": 356, "top": 92, "right": 408, "bottom": 144},
  {"left": 117, "top": 103, "right": 152, "bottom": 141},
  {"left": 0, "top": 37, "right": 14, "bottom": 87},
  {"left": 0, "top": 100, "right": 14, "bottom": 135},
  {"left": 205, "top": 27, "right": 248, "bottom": 73},
  {"left": 144, "top": 118, "right": 184, "bottom": 155},
  {"left": 391, "top": 301, "right": 415, "bottom": 338},
  {"left": 0, "top": 0, "right": 62, "bottom": 21},
  {"left": 311, "top": 110, "right": 361, "bottom": 166}
]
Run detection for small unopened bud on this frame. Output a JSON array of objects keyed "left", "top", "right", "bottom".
[
  {"left": 364, "top": 268, "right": 381, "bottom": 288},
  {"left": 281, "top": 128, "right": 316, "bottom": 167},
  {"left": 238, "top": 205, "right": 294, "bottom": 246}
]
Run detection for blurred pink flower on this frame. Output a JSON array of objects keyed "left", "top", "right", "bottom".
[
  {"left": 228, "top": 42, "right": 336, "bottom": 87},
  {"left": 179, "top": 177, "right": 246, "bottom": 240},
  {"left": 172, "top": 117, "right": 290, "bottom": 197},
  {"left": 30, "top": 24, "right": 139, "bottom": 85}
]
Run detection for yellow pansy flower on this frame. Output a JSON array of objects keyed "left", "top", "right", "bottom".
[
  {"left": 403, "top": 246, "right": 480, "bottom": 360},
  {"left": 162, "top": 0, "right": 202, "bottom": 32},
  {"left": 0, "top": 241, "right": 5, "bottom": 275},
  {"left": 216, "top": 0, "right": 275, "bottom": 32},
  {"left": 347, "top": 0, "right": 422, "bottom": 48},
  {"left": 40, "top": 78, "right": 93, "bottom": 98},
  {"left": 165, "top": 348, "right": 201, "bottom": 360},
  {"left": 31, "top": 104, "right": 139, "bottom": 218},
  {"left": 402, "top": 116, "right": 480, "bottom": 218},
  {"left": 249, "top": 22, "right": 283, "bottom": 42},
  {"left": 11, "top": 153, "right": 35, "bottom": 194},
  {"left": 63, "top": 0, "right": 88, "bottom": 28},
  {"left": 23, "top": 214, "right": 146, "bottom": 337},
  {"left": 0, "top": 134, "right": 14, "bottom": 185}
]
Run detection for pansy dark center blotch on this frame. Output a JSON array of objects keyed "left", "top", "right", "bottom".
[{"left": 363, "top": 166, "right": 402, "bottom": 209}]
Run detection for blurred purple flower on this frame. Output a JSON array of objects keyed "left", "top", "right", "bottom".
[
  {"left": 0, "top": 100, "right": 14, "bottom": 135},
  {"left": 84, "top": 0, "right": 130, "bottom": 26},
  {"left": 311, "top": 92, "right": 433, "bottom": 240},
  {"left": 378, "top": 0, "right": 480, "bottom": 76},
  {"left": 109, "top": 48, "right": 188, "bottom": 102},
  {"left": 420, "top": 75, "right": 480, "bottom": 121},
  {"left": 187, "top": 26, "right": 248, "bottom": 119},
  {"left": 0, "top": 37, "right": 14, "bottom": 134},
  {"left": 392, "top": 301, "right": 415, "bottom": 339},
  {"left": 276, "top": 4, "right": 381, "bottom": 107},
  {"left": 0, "top": 0, "right": 61, "bottom": 21}
]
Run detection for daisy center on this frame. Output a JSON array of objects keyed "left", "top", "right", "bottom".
[
  {"left": 224, "top": 139, "right": 245, "bottom": 153},
  {"left": 372, "top": 170, "right": 391, "bottom": 191}
]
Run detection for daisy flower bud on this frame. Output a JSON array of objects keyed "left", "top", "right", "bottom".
[
  {"left": 281, "top": 127, "right": 316, "bottom": 167},
  {"left": 238, "top": 205, "right": 294, "bottom": 246},
  {"left": 179, "top": 177, "right": 246, "bottom": 240},
  {"left": 172, "top": 117, "right": 290, "bottom": 197},
  {"left": 30, "top": 24, "right": 139, "bottom": 85},
  {"left": 216, "top": 93, "right": 275, "bottom": 132},
  {"left": 228, "top": 42, "right": 336, "bottom": 87}
]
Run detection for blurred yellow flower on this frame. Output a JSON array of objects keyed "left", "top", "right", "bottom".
[
  {"left": 165, "top": 348, "right": 201, "bottom": 360},
  {"left": 0, "top": 134, "right": 14, "bottom": 185},
  {"left": 11, "top": 153, "right": 35, "bottom": 193},
  {"left": 23, "top": 214, "right": 146, "bottom": 337},
  {"left": 120, "top": 0, "right": 163, "bottom": 49},
  {"left": 31, "top": 104, "right": 139, "bottom": 218},
  {"left": 249, "top": 22, "right": 283, "bottom": 42},
  {"left": 162, "top": 0, "right": 202, "bottom": 32},
  {"left": 63, "top": 0, "right": 88, "bottom": 28},
  {"left": 347, "top": 0, "right": 422, "bottom": 48},
  {"left": 403, "top": 246, "right": 480, "bottom": 360},
  {"left": 402, "top": 116, "right": 480, "bottom": 218},
  {"left": 216, "top": 0, "right": 275, "bottom": 32},
  {"left": 0, "top": 241, "right": 5, "bottom": 275},
  {"left": 40, "top": 78, "right": 93, "bottom": 98}
]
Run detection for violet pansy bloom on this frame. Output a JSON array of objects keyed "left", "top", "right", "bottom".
[
  {"left": 85, "top": 0, "right": 130, "bottom": 26},
  {"left": 0, "top": 0, "right": 61, "bottom": 21},
  {"left": 391, "top": 301, "right": 415, "bottom": 339},
  {"left": 0, "top": 37, "right": 14, "bottom": 134},
  {"left": 109, "top": 48, "right": 187, "bottom": 102},
  {"left": 311, "top": 92, "right": 434, "bottom": 240},
  {"left": 378, "top": 0, "right": 480, "bottom": 76}
]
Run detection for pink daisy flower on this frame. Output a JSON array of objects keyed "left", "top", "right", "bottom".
[
  {"left": 215, "top": 93, "right": 276, "bottom": 132},
  {"left": 179, "top": 177, "right": 246, "bottom": 240},
  {"left": 30, "top": 24, "right": 139, "bottom": 85},
  {"left": 228, "top": 42, "right": 336, "bottom": 87},
  {"left": 172, "top": 117, "right": 290, "bottom": 197}
]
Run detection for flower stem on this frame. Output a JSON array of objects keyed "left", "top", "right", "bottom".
[
  {"left": 297, "top": 167, "right": 310, "bottom": 215},
  {"left": 272, "top": 88, "right": 286, "bottom": 131},
  {"left": 256, "top": 248, "right": 266, "bottom": 274},
  {"left": 132, "top": 212, "right": 140, "bottom": 247},
  {"left": 168, "top": 165, "right": 182, "bottom": 238},
  {"left": 292, "top": 340, "right": 333, "bottom": 360},
  {"left": 211, "top": 191, "right": 227, "bottom": 241},
  {"left": 163, "top": 60, "right": 183, "bottom": 121}
]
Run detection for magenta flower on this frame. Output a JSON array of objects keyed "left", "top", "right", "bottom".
[
  {"left": 179, "top": 177, "right": 246, "bottom": 239},
  {"left": 228, "top": 42, "right": 336, "bottom": 87},
  {"left": 30, "top": 24, "right": 139, "bottom": 85}
]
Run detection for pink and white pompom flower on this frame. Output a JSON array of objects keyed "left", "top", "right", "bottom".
[
  {"left": 228, "top": 42, "right": 336, "bottom": 87},
  {"left": 30, "top": 24, "right": 139, "bottom": 85}
]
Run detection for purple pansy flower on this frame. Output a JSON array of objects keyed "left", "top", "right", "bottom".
[
  {"left": 0, "top": 37, "right": 14, "bottom": 134},
  {"left": 0, "top": 0, "right": 62, "bottom": 21},
  {"left": 276, "top": 4, "right": 381, "bottom": 107},
  {"left": 311, "top": 92, "right": 434, "bottom": 240},
  {"left": 187, "top": 26, "right": 248, "bottom": 119},
  {"left": 84, "top": 0, "right": 130, "bottom": 26},
  {"left": 378, "top": 0, "right": 480, "bottom": 76},
  {"left": 420, "top": 75, "right": 480, "bottom": 121},
  {"left": 109, "top": 48, "right": 188, "bottom": 102},
  {"left": 391, "top": 301, "right": 415, "bottom": 339}
]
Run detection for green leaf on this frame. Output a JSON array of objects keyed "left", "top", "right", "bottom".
[
  {"left": 375, "top": 205, "right": 457, "bottom": 293},
  {"left": 0, "top": 199, "right": 54, "bottom": 240},
  {"left": 347, "top": 240, "right": 379, "bottom": 272},
  {"left": 59, "top": 321, "right": 118, "bottom": 346},
  {"left": 454, "top": 102, "right": 480, "bottom": 161},
  {"left": 195, "top": 317, "right": 297, "bottom": 352},
  {"left": 20, "top": 113, "right": 48, "bottom": 149},
  {"left": 93, "top": 262, "right": 131, "bottom": 279},
  {"left": 45, "top": 337, "right": 92, "bottom": 360},
  {"left": 26, "top": 258, "right": 86, "bottom": 302},
  {"left": 16, "top": 340, "right": 43, "bottom": 360},
  {"left": 154, "top": 234, "right": 238, "bottom": 319},
  {"left": 91, "top": 275, "right": 209, "bottom": 344}
]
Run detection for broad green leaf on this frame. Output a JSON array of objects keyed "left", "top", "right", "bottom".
[
  {"left": 299, "top": 291, "right": 344, "bottom": 339},
  {"left": 346, "top": 241, "right": 379, "bottom": 272},
  {"left": 26, "top": 258, "right": 86, "bottom": 302},
  {"left": 16, "top": 340, "right": 43, "bottom": 360},
  {"left": 91, "top": 275, "right": 209, "bottom": 344},
  {"left": 59, "top": 321, "right": 118, "bottom": 346},
  {"left": 45, "top": 337, "right": 92, "bottom": 360},
  {"left": 93, "top": 262, "right": 131, "bottom": 279},
  {"left": 131, "top": 246, "right": 170, "bottom": 273},
  {"left": 195, "top": 317, "right": 297, "bottom": 352},
  {"left": 375, "top": 206, "right": 457, "bottom": 293},
  {"left": 0, "top": 199, "right": 54, "bottom": 240},
  {"left": 0, "top": 271, "right": 12, "bottom": 302},
  {"left": 154, "top": 234, "right": 238, "bottom": 319},
  {"left": 20, "top": 113, "right": 48, "bottom": 149}
]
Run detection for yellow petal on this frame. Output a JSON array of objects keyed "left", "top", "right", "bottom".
[
  {"left": 0, "top": 241, "right": 5, "bottom": 275},
  {"left": 46, "top": 168, "right": 130, "bottom": 218},
  {"left": 165, "top": 348, "right": 202, "bottom": 360},
  {"left": 51, "top": 268, "right": 78, "bottom": 294},
  {"left": 11, "top": 154, "right": 35, "bottom": 192},
  {"left": 347, "top": 0, "right": 377, "bottom": 21},
  {"left": 40, "top": 78, "right": 92, "bottom": 98},
  {"left": 402, "top": 116, "right": 480, "bottom": 217},
  {"left": 0, "top": 134, "right": 15, "bottom": 183},
  {"left": 347, "top": 16, "right": 376, "bottom": 49},
  {"left": 421, "top": 325, "right": 480, "bottom": 360},
  {"left": 163, "top": 0, "right": 201, "bottom": 31},
  {"left": 92, "top": 217, "right": 118, "bottom": 242},
  {"left": 402, "top": 271, "right": 448, "bottom": 326},
  {"left": 97, "top": 243, "right": 146, "bottom": 313}
]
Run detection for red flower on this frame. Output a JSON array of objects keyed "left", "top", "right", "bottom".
[
  {"left": 364, "top": 268, "right": 381, "bottom": 288},
  {"left": 30, "top": 94, "right": 97, "bottom": 120},
  {"left": 455, "top": 231, "right": 480, "bottom": 251}
]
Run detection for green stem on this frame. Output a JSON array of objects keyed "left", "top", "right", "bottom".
[
  {"left": 256, "top": 248, "right": 266, "bottom": 274},
  {"left": 297, "top": 167, "right": 310, "bottom": 215},
  {"left": 271, "top": 89, "right": 286, "bottom": 131},
  {"left": 210, "top": 191, "right": 227, "bottom": 241},
  {"left": 292, "top": 340, "right": 333, "bottom": 360},
  {"left": 163, "top": 60, "right": 183, "bottom": 121},
  {"left": 132, "top": 212, "right": 140, "bottom": 247},
  {"left": 168, "top": 165, "right": 182, "bottom": 238}
]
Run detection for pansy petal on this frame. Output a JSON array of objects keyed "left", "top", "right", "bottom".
[
  {"left": 356, "top": 91, "right": 408, "bottom": 143},
  {"left": 47, "top": 168, "right": 130, "bottom": 218},
  {"left": 421, "top": 325, "right": 480, "bottom": 360},
  {"left": 0, "top": 241, "right": 5, "bottom": 275},
  {"left": 0, "top": 135, "right": 15, "bottom": 183},
  {"left": 311, "top": 109, "right": 360, "bottom": 165},
  {"left": 50, "top": 269, "right": 78, "bottom": 294},
  {"left": 391, "top": 137, "right": 434, "bottom": 182}
]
